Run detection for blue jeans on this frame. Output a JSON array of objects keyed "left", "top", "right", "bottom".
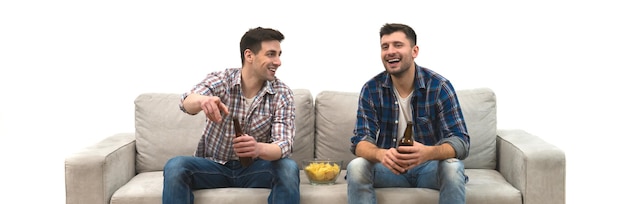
[
  {"left": 162, "top": 156, "right": 300, "bottom": 204},
  {"left": 346, "top": 157, "right": 467, "bottom": 204}
]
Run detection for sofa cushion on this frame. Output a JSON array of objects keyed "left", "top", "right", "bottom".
[
  {"left": 290, "top": 89, "right": 316, "bottom": 168},
  {"left": 134, "top": 93, "right": 205, "bottom": 173},
  {"left": 134, "top": 89, "right": 315, "bottom": 173},
  {"left": 314, "top": 91, "right": 360, "bottom": 169},
  {"left": 312, "top": 88, "right": 497, "bottom": 170},
  {"left": 456, "top": 88, "right": 497, "bottom": 169},
  {"left": 110, "top": 169, "right": 520, "bottom": 204}
]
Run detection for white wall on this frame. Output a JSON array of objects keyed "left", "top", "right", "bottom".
[{"left": 1, "top": 0, "right": 623, "bottom": 203}]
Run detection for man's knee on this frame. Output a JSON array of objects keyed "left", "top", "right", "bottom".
[
  {"left": 438, "top": 158, "right": 466, "bottom": 183},
  {"left": 346, "top": 157, "right": 370, "bottom": 171},
  {"left": 346, "top": 157, "right": 371, "bottom": 180},
  {"left": 273, "top": 158, "right": 299, "bottom": 176},
  {"left": 440, "top": 158, "right": 464, "bottom": 170},
  {"left": 163, "top": 156, "right": 193, "bottom": 181},
  {"left": 274, "top": 158, "right": 297, "bottom": 169},
  {"left": 164, "top": 156, "right": 190, "bottom": 171}
]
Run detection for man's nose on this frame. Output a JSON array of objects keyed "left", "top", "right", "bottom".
[{"left": 274, "top": 57, "right": 282, "bottom": 67}]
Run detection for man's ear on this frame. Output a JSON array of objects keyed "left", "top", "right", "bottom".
[
  {"left": 412, "top": 45, "right": 419, "bottom": 58},
  {"left": 244, "top": 49, "right": 254, "bottom": 63}
]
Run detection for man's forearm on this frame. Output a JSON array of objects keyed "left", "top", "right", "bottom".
[
  {"left": 182, "top": 93, "right": 203, "bottom": 115},
  {"left": 355, "top": 141, "right": 385, "bottom": 163},
  {"left": 257, "top": 143, "right": 283, "bottom": 161},
  {"left": 429, "top": 143, "right": 456, "bottom": 160}
]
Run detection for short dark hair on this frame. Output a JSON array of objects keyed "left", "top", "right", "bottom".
[
  {"left": 379, "top": 23, "right": 417, "bottom": 46},
  {"left": 239, "top": 27, "right": 285, "bottom": 64}
]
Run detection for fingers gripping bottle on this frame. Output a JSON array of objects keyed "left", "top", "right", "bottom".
[
  {"left": 398, "top": 121, "right": 414, "bottom": 149},
  {"left": 233, "top": 118, "right": 253, "bottom": 167},
  {"left": 398, "top": 121, "right": 414, "bottom": 174}
]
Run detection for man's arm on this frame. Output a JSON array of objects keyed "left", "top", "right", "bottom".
[
  {"left": 428, "top": 143, "right": 456, "bottom": 160},
  {"left": 356, "top": 141, "right": 410, "bottom": 175},
  {"left": 256, "top": 143, "right": 282, "bottom": 161},
  {"left": 181, "top": 93, "right": 206, "bottom": 115},
  {"left": 182, "top": 93, "right": 229, "bottom": 122},
  {"left": 397, "top": 142, "right": 456, "bottom": 163},
  {"left": 233, "top": 135, "right": 283, "bottom": 161},
  {"left": 355, "top": 141, "right": 385, "bottom": 162},
  {"left": 434, "top": 81, "right": 470, "bottom": 160},
  {"left": 247, "top": 89, "right": 296, "bottom": 161}
]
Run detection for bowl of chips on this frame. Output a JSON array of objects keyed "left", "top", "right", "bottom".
[{"left": 302, "top": 159, "right": 343, "bottom": 185}]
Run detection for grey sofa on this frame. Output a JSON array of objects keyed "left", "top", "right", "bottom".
[{"left": 65, "top": 88, "right": 566, "bottom": 204}]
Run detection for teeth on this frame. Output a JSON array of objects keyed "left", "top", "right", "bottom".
[{"left": 388, "top": 59, "right": 400, "bottom": 63}]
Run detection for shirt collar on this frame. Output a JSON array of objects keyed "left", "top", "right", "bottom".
[
  {"left": 233, "top": 68, "right": 276, "bottom": 96},
  {"left": 381, "top": 62, "right": 426, "bottom": 91}
]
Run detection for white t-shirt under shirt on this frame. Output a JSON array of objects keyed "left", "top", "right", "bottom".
[
  {"left": 243, "top": 96, "right": 254, "bottom": 114},
  {"left": 393, "top": 87, "right": 413, "bottom": 144}
]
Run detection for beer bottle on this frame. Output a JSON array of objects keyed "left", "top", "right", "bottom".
[
  {"left": 398, "top": 121, "right": 414, "bottom": 151},
  {"left": 233, "top": 118, "right": 253, "bottom": 167},
  {"left": 398, "top": 121, "right": 413, "bottom": 174}
]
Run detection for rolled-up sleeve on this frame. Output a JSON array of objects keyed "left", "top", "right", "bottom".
[
  {"left": 271, "top": 91, "right": 296, "bottom": 158},
  {"left": 437, "top": 83, "right": 471, "bottom": 160},
  {"left": 179, "top": 72, "right": 224, "bottom": 115}
]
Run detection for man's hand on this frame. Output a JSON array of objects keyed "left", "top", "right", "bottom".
[
  {"left": 199, "top": 96, "right": 229, "bottom": 122},
  {"left": 357, "top": 140, "right": 433, "bottom": 175},
  {"left": 233, "top": 134, "right": 259, "bottom": 158},
  {"left": 380, "top": 148, "right": 409, "bottom": 175},
  {"left": 395, "top": 142, "right": 432, "bottom": 173}
]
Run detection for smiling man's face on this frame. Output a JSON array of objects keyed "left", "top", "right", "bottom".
[
  {"left": 380, "top": 31, "right": 419, "bottom": 76},
  {"left": 250, "top": 40, "right": 282, "bottom": 81}
]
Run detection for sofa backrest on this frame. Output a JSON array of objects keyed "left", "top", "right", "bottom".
[
  {"left": 313, "top": 91, "right": 360, "bottom": 169},
  {"left": 311, "top": 88, "right": 497, "bottom": 170},
  {"left": 134, "top": 89, "right": 316, "bottom": 173},
  {"left": 290, "top": 89, "right": 316, "bottom": 168},
  {"left": 134, "top": 93, "right": 204, "bottom": 173},
  {"left": 456, "top": 88, "right": 497, "bottom": 169},
  {"left": 133, "top": 88, "right": 496, "bottom": 173}
]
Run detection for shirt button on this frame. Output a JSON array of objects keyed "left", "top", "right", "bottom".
[{"left": 395, "top": 120, "right": 398, "bottom": 124}]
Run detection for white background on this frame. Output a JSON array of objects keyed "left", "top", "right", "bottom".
[{"left": 1, "top": 0, "right": 624, "bottom": 203}]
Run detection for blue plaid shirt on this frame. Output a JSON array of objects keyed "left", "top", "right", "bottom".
[{"left": 350, "top": 64, "right": 470, "bottom": 159}]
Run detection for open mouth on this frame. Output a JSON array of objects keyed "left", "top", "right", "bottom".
[{"left": 387, "top": 58, "right": 400, "bottom": 66}]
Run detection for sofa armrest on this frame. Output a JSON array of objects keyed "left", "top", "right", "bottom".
[
  {"left": 65, "top": 133, "right": 136, "bottom": 204},
  {"left": 496, "top": 129, "right": 566, "bottom": 204}
]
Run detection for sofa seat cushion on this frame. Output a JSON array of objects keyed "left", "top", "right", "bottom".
[{"left": 111, "top": 169, "right": 520, "bottom": 204}]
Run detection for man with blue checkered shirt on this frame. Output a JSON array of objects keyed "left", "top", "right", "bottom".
[{"left": 347, "top": 23, "right": 471, "bottom": 204}]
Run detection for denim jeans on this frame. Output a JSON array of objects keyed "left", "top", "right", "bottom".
[
  {"left": 346, "top": 157, "right": 467, "bottom": 204},
  {"left": 162, "top": 156, "right": 300, "bottom": 204}
]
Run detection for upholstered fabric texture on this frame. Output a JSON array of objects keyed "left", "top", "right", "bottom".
[{"left": 134, "top": 93, "right": 205, "bottom": 173}]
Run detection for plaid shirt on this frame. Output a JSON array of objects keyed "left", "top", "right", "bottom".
[
  {"left": 180, "top": 68, "right": 296, "bottom": 164},
  {"left": 350, "top": 64, "right": 470, "bottom": 159}
]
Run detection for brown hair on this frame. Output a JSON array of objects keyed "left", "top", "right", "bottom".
[
  {"left": 379, "top": 23, "right": 417, "bottom": 46},
  {"left": 239, "top": 27, "right": 285, "bottom": 64}
]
